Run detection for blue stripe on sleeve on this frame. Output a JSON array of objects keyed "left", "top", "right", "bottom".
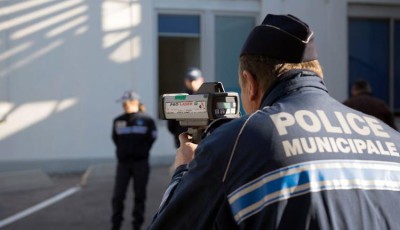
[{"left": 228, "top": 160, "right": 400, "bottom": 224}]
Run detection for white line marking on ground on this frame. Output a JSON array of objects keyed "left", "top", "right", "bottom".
[{"left": 0, "top": 186, "right": 81, "bottom": 228}]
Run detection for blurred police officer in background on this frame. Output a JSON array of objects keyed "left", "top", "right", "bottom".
[
  {"left": 148, "top": 14, "right": 400, "bottom": 229},
  {"left": 111, "top": 91, "right": 157, "bottom": 230},
  {"left": 344, "top": 80, "right": 397, "bottom": 130},
  {"left": 167, "top": 67, "right": 204, "bottom": 148}
]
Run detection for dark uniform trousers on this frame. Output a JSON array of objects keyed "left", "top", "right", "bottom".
[{"left": 112, "top": 159, "right": 149, "bottom": 230}]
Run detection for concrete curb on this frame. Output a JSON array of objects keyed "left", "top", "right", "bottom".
[
  {"left": 80, "top": 163, "right": 116, "bottom": 186},
  {"left": 0, "top": 169, "right": 53, "bottom": 193}
]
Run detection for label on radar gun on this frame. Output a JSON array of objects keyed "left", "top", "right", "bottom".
[{"left": 165, "top": 101, "right": 207, "bottom": 114}]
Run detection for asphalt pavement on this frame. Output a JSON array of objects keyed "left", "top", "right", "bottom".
[{"left": 0, "top": 164, "right": 172, "bottom": 230}]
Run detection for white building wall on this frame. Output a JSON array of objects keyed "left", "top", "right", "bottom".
[
  {"left": 1, "top": 0, "right": 390, "bottom": 172},
  {"left": 262, "top": 0, "right": 348, "bottom": 101},
  {"left": 0, "top": 0, "right": 174, "bottom": 172}
]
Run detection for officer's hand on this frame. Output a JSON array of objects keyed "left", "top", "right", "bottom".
[{"left": 174, "top": 133, "right": 197, "bottom": 169}]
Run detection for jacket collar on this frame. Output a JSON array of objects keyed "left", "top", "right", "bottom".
[{"left": 260, "top": 69, "right": 328, "bottom": 108}]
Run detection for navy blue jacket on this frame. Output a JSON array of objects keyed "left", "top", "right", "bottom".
[
  {"left": 112, "top": 111, "right": 157, "bottom": 162},
  {"left": 149, "top": 70, "right": 400, "bottom": 230}
]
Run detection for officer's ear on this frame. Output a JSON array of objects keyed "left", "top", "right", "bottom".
[{"left": 242, "top": 70, "right": 259, "bottom": 101}]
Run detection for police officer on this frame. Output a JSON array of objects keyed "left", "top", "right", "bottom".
[
  {"left": 111, "top": 91, "right": 157, "bottom": 230},
  {"left": 148, "top": 14, "right": 400, "bottom": 229},
  {"left": 167, "top": 67, "right": 204, "bottom": 148}
]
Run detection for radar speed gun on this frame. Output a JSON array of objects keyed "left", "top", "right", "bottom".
[{"left": 159, "top": 82, "right": 241, "bottom": 143}]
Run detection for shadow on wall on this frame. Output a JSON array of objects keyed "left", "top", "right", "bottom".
[{"left": 0, "top": 0, "right": 143, "bottom": 160}]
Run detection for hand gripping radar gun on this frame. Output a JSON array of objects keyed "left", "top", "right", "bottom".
[{"left": 159, "top": 82, "right": 241, "bottom": 144}]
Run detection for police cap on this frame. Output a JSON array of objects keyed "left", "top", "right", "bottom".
[
  {"left": 185, "top": 67, "right": 203, "bottom": 81},
  {"left": 116, "top": 90, "right": 140, "bottom": 103},
  {"left": 240, "top": 14, "right": 317, "bottom": 63}
]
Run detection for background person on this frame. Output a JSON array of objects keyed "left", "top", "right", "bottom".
[
  {"left": 148, "top": 14, "right": 400, "bottom": 229},
  {"left": 111, "top": 91, "right": 157, "bottom": 230},
  {"left": 167, "top": 67, "right": 204, "bottom": 148},
  {"left": 344, "top": 80, "right": 397, "bottom": 130}
]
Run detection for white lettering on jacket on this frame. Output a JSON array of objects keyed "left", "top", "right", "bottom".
[
  {"left": 270, "top": 110, "right": 389, "bottom": 138},
  {"left": 269, "top": 110, "right": 398, "bottom": 158}
]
